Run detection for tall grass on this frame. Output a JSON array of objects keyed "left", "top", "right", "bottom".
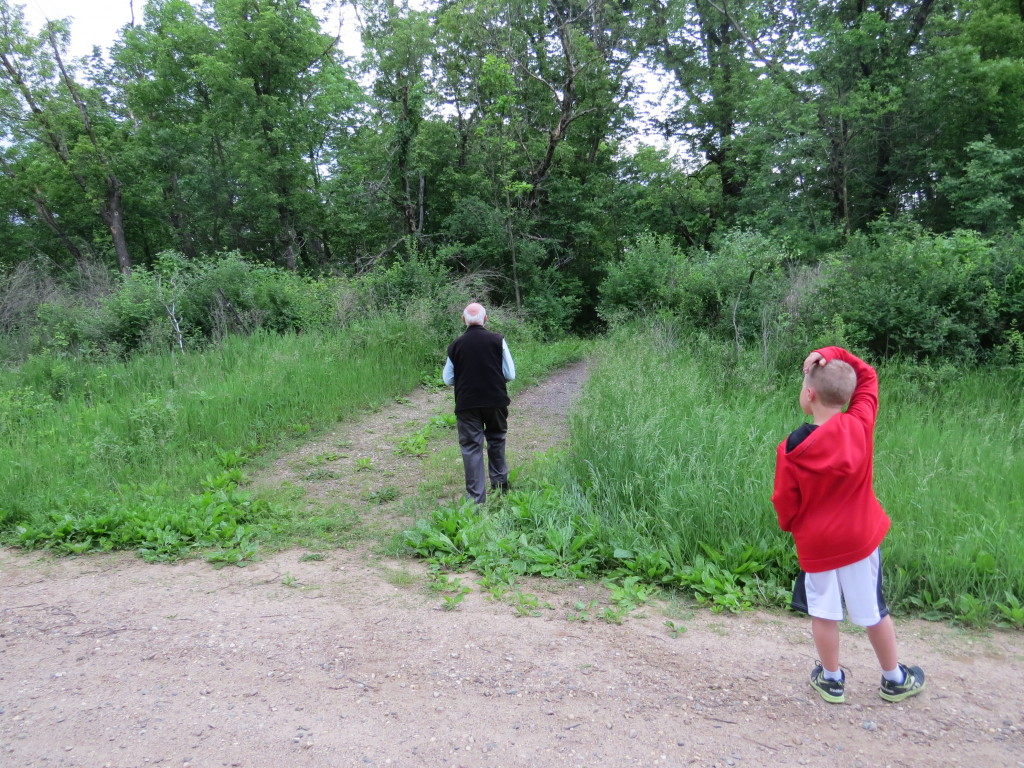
[
  {"left": 566, "top": 324, "right": 1024, "bottom": 621},
  {"left": 877, "top": 367, "right": 1024, "bottom": 622},
  {"left": 567, "top": 327, "right": 790, "bottom": 560},
  {"left": 0, "top": 310, "right": 589, "bottom": 560},
  {"left": 406, "top": 322, "right": 1023, "bottom": 625},
  {"left": 0, "top": 313, "right": 437, "bottom": 534}
]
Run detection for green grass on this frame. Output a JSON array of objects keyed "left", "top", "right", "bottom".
[
  {"left": 404, "top": 323, "right": 1024, "bottom": 627},
  {"left": 0, "top": 313, "right": 437, "bottom": 555},
  {"left": 0, "top": 315, "right": 590, "bottom": 562},
  {"left": 570, "top": 326, "right": 1024, "bottom": 623},
  {"left": 875, "top": 365, "right": 1024, "bottom": 624}
]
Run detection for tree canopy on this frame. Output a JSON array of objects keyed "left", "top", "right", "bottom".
[{"left": 2, "top": 0, "right": 1022, "bottom": 332}]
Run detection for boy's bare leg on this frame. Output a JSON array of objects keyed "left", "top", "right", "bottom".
[
  {"left": 865, "top": 615, "right": 899, "bottom": 670},
  {"left": 811, "top": 617, "right": 841, "bottom": 670}
]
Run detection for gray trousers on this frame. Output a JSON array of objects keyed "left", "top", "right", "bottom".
[{"left": 455, "top": 407, "right": 509, "bottom": 503}]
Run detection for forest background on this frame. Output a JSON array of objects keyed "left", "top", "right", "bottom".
[{"left": 0, "top": 0, "right": 1022, "bottom": 627}]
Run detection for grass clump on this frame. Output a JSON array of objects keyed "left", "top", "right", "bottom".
[{"left": 11, "top": 470, "right": 262, "bottom": 565}]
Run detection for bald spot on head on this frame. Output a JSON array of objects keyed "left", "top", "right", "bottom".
[{"left": 463, "top": 303, "right": 487, "bottom": 325}]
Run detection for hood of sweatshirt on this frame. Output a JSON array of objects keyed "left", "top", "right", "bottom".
[{"left": 784, "top": 413, "right": 870, "bottom": 478}]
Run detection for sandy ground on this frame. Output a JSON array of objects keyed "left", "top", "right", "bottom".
[{"left": 2, "top": 361, "right": 1022, "bottom": 768}]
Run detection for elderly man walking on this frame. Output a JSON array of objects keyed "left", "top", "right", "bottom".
[{"left": 442, "top": 302, "right": 516, "bottom": 504}]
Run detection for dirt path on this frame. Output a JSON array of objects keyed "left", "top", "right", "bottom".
[{"left": 2, "top": 360, "right": 1022, "bottom": 768}]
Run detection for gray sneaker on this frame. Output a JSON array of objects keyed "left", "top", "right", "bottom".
[
  {"left": 809, "top": 664, "right": 845, "bottom": 704},
  {"left": 879, "top": 663, "right": 925, "bottom": 702}
]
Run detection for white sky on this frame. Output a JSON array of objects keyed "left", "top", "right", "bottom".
[
  {"left": 22, "top": 0, "right": 136, "bottom": 56},
  {"left": 21, "top": 0, "right": 361, "bottom": 59}
]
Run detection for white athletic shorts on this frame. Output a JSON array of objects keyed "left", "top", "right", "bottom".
[{"left": 790, "top": 548, "right": 889, "bottom": 627}]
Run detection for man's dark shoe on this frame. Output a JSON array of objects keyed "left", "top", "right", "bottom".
[
  {"left": 879, "top": 663, "right": 925, "bottom": 702},
  {"left": 493, "top": 481, "right": 511, "bottom": 495},
  {"left": 809, "top": 664, "right": 845, "bottom": 704}
]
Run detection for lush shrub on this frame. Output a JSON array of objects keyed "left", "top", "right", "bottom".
[
  {"left": 102, "top": 270, "right": 170, "bottom": 352},
  {"left": 19, "top": 253, "right": 367, "bottom": 360},
  {"left": 601, "top": 225, "right": 1024, "bottom": 368},
  {"left": 694, "top": 229, "right": 791, "bottom": 344},
  {"left": 519, "top": 261, "right": 582, "bottom": 339},
  {"left": 167, "top": 252, "right": 339, "bottom": 340},
  {"left": 598, "top": 233, "right": 685, "bottom": 322},
  {"left": 798, "top": 226, "right": 1024, "bottom": 363},
  {"left": 440, "top": 198, "right": 585, "bottom": 337},
  {"left": 33, "top": 300, "right": 115, "bottom": 357},
  {"left": 599, "top": 230, "right": 791, "bottom": 359}
]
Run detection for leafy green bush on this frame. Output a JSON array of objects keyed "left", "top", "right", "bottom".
[
  {"left": 16, "top": 354, "right": 86, "bottom": 401},
  {"left": 936, "top": 136, "right": 1024, "bottom": 233},
  {"left": 12, "top": 471, "right": 264, "bottom": 563},
  {"left": 34, "top": 300, "right": 121, "bottom": 358},
  {"left": 800, "top": 226, "right": 1024, "bottom": 363},
  {"left": 10, "top": 253, "right": 368, "bottom": 361},
  {"left": 440, "top": 197, "right": 585, "bottom": 336},
  {"left": 602, "top": 225, "right": 1024, "bottom": 368},
  {"left": 599, "top": 230, "right": 790, "bottom": 345},
  {"left": 357, "top": 250, "right": 474, "bottom": 344},
  {"left": 695, "top": 229, "right": 790, "bottom": 342},
  {"left": 169, "top": 252, "right": 338, "bottom": 339},
  {"left": 598, "top": 233, "right": 685, "bottom": 323},
  {"left": 102, "top": 270, "right": 169, "bottom": 352}
]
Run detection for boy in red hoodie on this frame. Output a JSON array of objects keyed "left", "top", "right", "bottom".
[{"left": 772, "top": 346, "right": 925, "bottom": 704}]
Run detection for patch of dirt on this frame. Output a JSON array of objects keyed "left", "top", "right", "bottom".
[{"left": 2, "top": 359, "right": 1022, "bottom": 768}]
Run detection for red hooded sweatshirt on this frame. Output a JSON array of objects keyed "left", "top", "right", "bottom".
[{"left": 771, "top": 347, "right": 891, "bottom": 572}]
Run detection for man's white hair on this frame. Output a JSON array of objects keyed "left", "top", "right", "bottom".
[{"left": 463, "top": 303, "right": 487, "bottom": 325}]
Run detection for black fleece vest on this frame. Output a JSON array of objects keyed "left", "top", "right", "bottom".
[{"left": 447, "top": 325, "right": 510, "bottom": 412}]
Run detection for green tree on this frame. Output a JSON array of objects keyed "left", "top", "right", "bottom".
[
  {"left": 111, "top": 0, "right": 222, "bottom": 261},
  {"left": 208, "top": 0, "right": 356, "bottom": 269},
  {"left": 357, "top": 0, "right": 433, "bottom": 247},
  {"left": 429, "top": 0, "right": 639, "bottom": 324},
  {"left": 111, "top": 0, "right": 362, "bottom": 269},
  {"left": 937, "top": 136, "right": 1024, "bottom": 232},
  {"left": 911, "top": 0, "right": 1024, "bottom": 231},
  {"left": 1, "top": 2, "right": 134, "bottom": 272},
  {"left": 649, "top": 0, "right": 784, "bottom": 225}
]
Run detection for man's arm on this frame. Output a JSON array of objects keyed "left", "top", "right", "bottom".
[
  {"left": 442, "top": 357, "right": 455, "bottom": 386},
  {"left": 501, "top": 340, "right": 515, "bottom": 381}
]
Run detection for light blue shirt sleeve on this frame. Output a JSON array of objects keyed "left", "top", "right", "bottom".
[
  {"left": 442, "top": 356, "right": 455, "bottom": 386},
  {"left": 502, "top": 340, "right": 516, "bottom": 381}
]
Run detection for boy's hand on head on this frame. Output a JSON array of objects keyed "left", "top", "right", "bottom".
[{"left": 803, "top": 351, "right": 826, "bottom": 374}]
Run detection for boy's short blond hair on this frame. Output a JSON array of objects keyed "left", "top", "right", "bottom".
[{"left": 806, "top": 359, "right": 856, "bottom": 407}]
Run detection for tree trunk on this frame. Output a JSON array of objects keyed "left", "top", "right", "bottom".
[
  {"left": 163, "top": 173, "right": 199, "bottom": 260},
  {"left": 102, "top": 176, "right": 133, "bottom": 275},
  {"left": 279, "top": 206, "right": 299, "bottom": 271}
]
